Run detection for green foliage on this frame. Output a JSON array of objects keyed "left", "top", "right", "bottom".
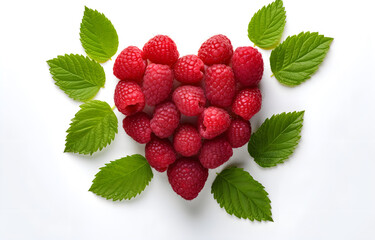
[
  {"left": 270, "top": 32, "right": 333, "bottom": 86},
  {"left": 80, "top": 6, "right": 119, "bottom": 62},
  {"left": 248, "top": 111, "right": 304, "bottom": 167},
  {"left": 47, "top": 54, "right": 105, "bottom": 101},
  {"left": 248, "top": 0, "right": 286, "bottom": 49},
  {"left": 90, "top": 155, "right": 153, "bottom": 201},
  {"left": 65, "top": 100, "right": 118, "bottom": 155}
]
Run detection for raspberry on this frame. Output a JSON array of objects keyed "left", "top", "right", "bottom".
[
  {"left": 172, "top": 85, "right": 206, "bottom": 116},
  {"left": 231, "top": 47, "right": 264, "bottom": 87},
  {"left": 174, "top": 55, "right": 204, "bottom": 84},
  {"left": 167, "top": 158, "right": 208, "bottom": 200},
  {"left": 113, "top": 46, "right": 147, "bottom": 82},
  {"left": 226, "top": 118, "right": 251, "bottom": 148},
  {"left": 232, "top": 88, "right": 262, "bottom": 120},
  {"left": 150, "top": 102, "right": 180, "bottom": 138},
  {"left": 199, "top": 137, "right": 233, "bottom": 169},
  {"left": 123, "top": 112, "right": 151, "bottom": 144},
  {"left": 143, "top": 35, "right": 179, "bottom": 66},
  {"left": 198, "top": 34, "right": 233, "bottom": 65},
  {"left": 145, "top": 137, "right": 176, "bottom": 172},
  {"left": 204, "top": 64, "right": 235, "bottom": 107},
  {"left": 198, "top": 107, "right": 231, "bottom": 139},
  {"left": 114, "top": 81, "right": 145, "bottom": 116},
  {"left": 142, "top": 64, "right": 174, "bottom": 106},
  {"left": 173, "top": 124, "right": 202, "bottom": 157}
]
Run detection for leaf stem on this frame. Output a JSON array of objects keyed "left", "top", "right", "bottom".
[
  {"left": 112, "top": 105, "right": 116, "bottom": 111},
  {"left": 270, "top": 74, "right": 274, "bottom": 78}
]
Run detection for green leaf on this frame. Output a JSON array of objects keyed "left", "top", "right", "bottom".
[
  {"left": 47, "top": 54, "right": 105, "bottom": 101},
  {"left": 212, "top": 167, "right": 272, "bottom": 221},
  {"left": 80, "top": 6, "right": 119, "bottom": 62},
  {"left": 65, "top": 100, "right": 118, "bottom": 155},
  {"left": 89, "top": 154, "right": 153, "bottom": 201},
  {"left": 248, "top": 0, "right": 286, "bottom": 49},
  {"left": 270, "top": 32, "right": 333, "bottom": 86},
  {"left": 248, "top": 111, "right": 304, "bottom": 167}
]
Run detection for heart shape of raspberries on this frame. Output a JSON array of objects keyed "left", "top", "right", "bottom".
[{"left": 113, "top": 34, "right": 263, "bottom": 200}]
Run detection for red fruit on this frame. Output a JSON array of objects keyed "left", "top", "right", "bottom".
[
  {"left": 123, "top": 112, "right": 152, "bottom": 144},
  {"left": 150, "top": 101, "right": 180, "bottom": 138},
  {"left": 226, "top": 118, "right": 251, "bottom": 148},
  {"left": 173, "top": 124, "right": 202, "bottom": 157},
  {"left": 198, "top": 34, "right": 233, "bottom": 65},
  {"left": 145, "top": 137, "right": 176, "bottom": 172},
  {"left": 113, "top": 46, "right": 147, "bottom": 82},
  {"left": 174, "top": 55, "right": 204, "bottom": 84},
  {"left": 142, "top": 64, "right": 174, "bottom": 106},
  {"left": 204, "top": 64, "right": 235, "bottom": 107},
  {"left": 167, "top": 158, "right": 208, "bottom": 200},
  {"left": 172, "top": 85, "right": 206, "bottom": 116},
  {"left": 198, "top": 107, "right": 231, "bottom": 139},
  {"left": 231, "top": 46, "right": 264, "bottom": 87},
  {"left": 143, "top": 35, "right": 179, "bottom": 66},
  {"left": 199, "top": 137, "right": 233, "bottom": 169},
  {"left": 232, "top": 88, "right": 262, "bottom": 120},
  {"left": 114, "top": 81, "right": 145, "bottom": 116}
]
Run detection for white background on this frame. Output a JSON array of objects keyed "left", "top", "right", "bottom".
[{"left": 1, "top": 0, "right": 374, "bottom": 239}]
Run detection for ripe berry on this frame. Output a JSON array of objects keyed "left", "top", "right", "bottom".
[
  {"left": 232, "top": 88, "right": 262, "bottom": 120},
  {"left": 114, "top": 81, "right": 145, "bottom": 116},
  {"left": 204, "top": 64, "right": 235, "bottom": 107},
  {"left": 198, "top": 107, "right": 231, "bottom": 139},
  {"left": 167, "top": 157, "right": 208, "bottom": 200},
  {"left": 174, "top": 55, "right": 204, "bottom": 84},
  {"left": 150, "top": 101, "right": 180, "bottom": 138},
  {"left": 198, "top": 34, "right": 233, "bottom": 65},
  {"left": 143, "top": 35, "right": 179, "bottom": 66},
  {"left": 231, "top": 46, "right": 264, "bottom": 87},
  {"left": 123, "top": 112, "right": 152, "bottom": 144},
  {"left": 142, "top": 64, "right": 174, "bottom": 106},
  {"left": 226, "top": 118, "right": 251, "bottom": 148},
  {"left": 145, "top": 137, "right": 176, "bottom": 172},
  {"left": 199, "top": 137, "right": 233, "bottom": 169},
  {"left": 172, "top": 85, "right": 206, "bottom": 116},
  {"left": 173, "top": 124, "right": 202, "bottom": 157},
  {"left": 113, "top": 46, "right": 147, "bottom": 82}
]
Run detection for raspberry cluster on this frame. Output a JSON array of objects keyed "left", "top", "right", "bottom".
[{"left": 113, "top": 34, "right": 263, "bottom": 200}]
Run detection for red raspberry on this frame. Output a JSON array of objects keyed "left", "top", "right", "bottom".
[
  {"left": 143, "top": 35, "right": 179, "bottom": 66},
  {"left": 232, "top": 88, "right": 262, "bottom": 120},
  {"left": 167, "top": 157, "right": 208, "bottom": 200},
  {"left": 113, "top": 46, "right": 147, "bottom": 82},
  {"left": 145, "top": 137, "right": 176, "bottom": 172},
  {"left": 231, "top": 47, "right": 264, "bottom": 87},
  {"left": 198, "top": 107, "right": 231, "bottom": 139},
  {"left": 226, "top": 118, "right": 251, "bottom": 148},
  {"left": 174, "top": 55, "right": 204, "bottom": 84},
  {"left": 150, "top": 101, "right": 180, "bottom": 138},
  {"left": 199, "top": 137, "right": 233, "bottom": 169},
  {"left": 173, "top": 124, "right": 202, "bottom": 157},
  {"left": 142, "top": 64, "right": 174, "bottom": 106},
  {"left": 198, "top": 34, "right": 233, "bottom": 65},
  {"left": 204, "top": 64, "right": 235, "bottom": 107},
  {"left": 114, "top": 81, "right": 145, "bottom": 116},
  {"left": 123, "top": 112, "right": 151, "bottom": 144},
  {"left": 172, "top": 85, "right": 206, "bottom": 116}
]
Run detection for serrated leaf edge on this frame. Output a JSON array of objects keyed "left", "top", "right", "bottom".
[
  {"left": 249, "top": 111, "right": 305, "bottom": 167},
  {"left": 89, "top": 154, "right": 153, "bottom": 201},
  {"left": 270, "top": 32, "right": 334, "bottom": 86},
  {"left": 46, "top": 54, "right": 105, "bottom": 101},
  {"left": 248, "top": 0, "right": 286, "bottom": 49},
  {"left": 211, "top": 167, "right": 273, "bottom": 222},
  {"left": 64, "top": 100, "right": 118, "bottom": 155},
  {"left": 80, "top": 6, "right": 119, "bottom": 63}
]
